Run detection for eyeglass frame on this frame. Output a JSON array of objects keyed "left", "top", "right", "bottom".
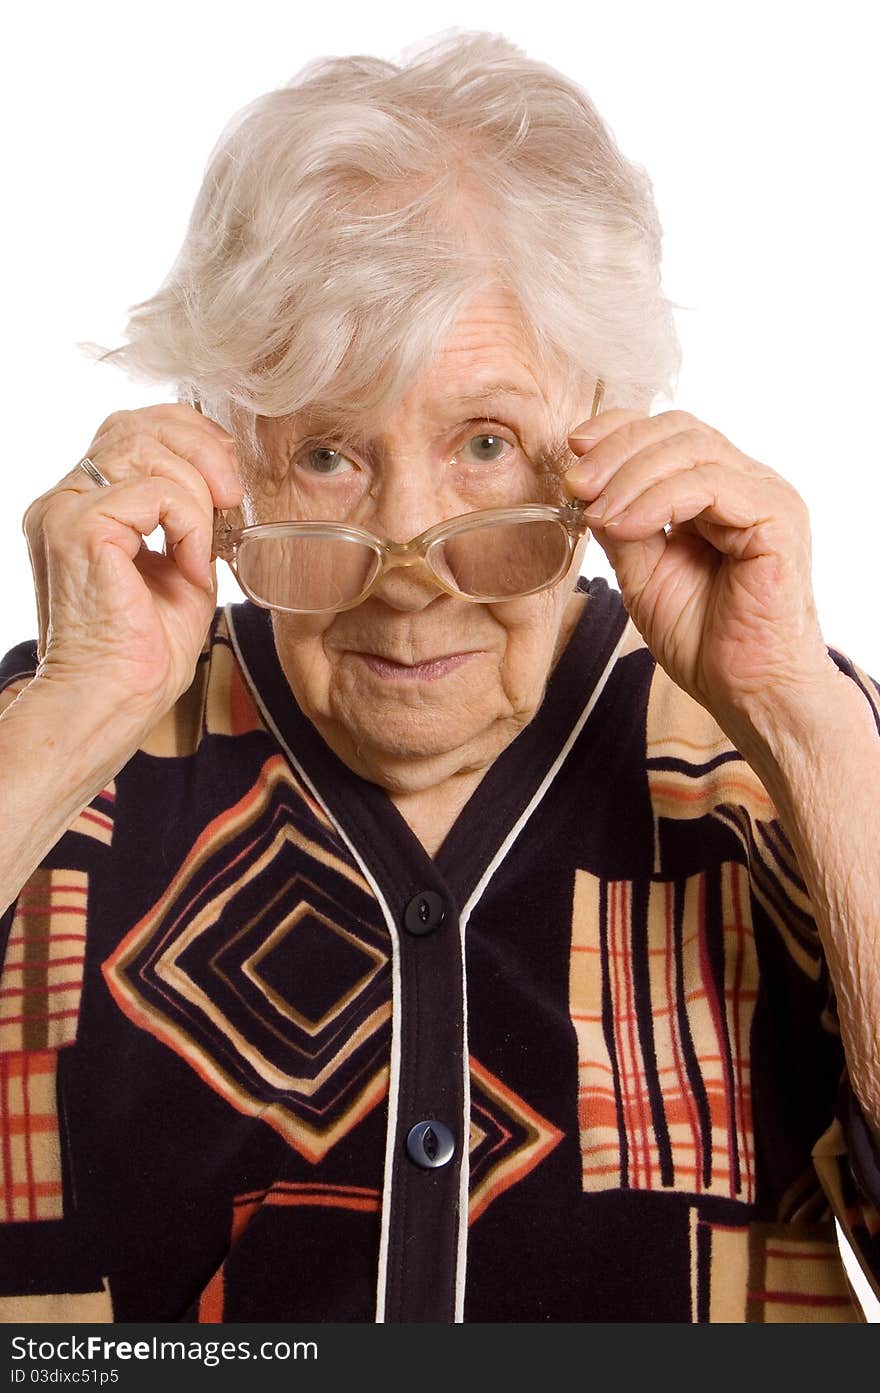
[{"left": 206, "top": 378, "right": 606, "bottom": 614}]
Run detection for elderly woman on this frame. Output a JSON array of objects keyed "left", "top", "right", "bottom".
[{"left": 1, "top": 30, "right": 878, "bottom": 1325}]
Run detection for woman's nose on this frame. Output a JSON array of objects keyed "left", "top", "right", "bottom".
[
  {"left": 365, "top": 465, "right": 448, "bottom": 544},
  {"left": 361, "top": 465, "right": 459, "bottom": 611}
]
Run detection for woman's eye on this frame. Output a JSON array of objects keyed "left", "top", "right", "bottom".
[
  {"left": 460, "top": 434, "right": 513, "bottom": 464},
  {"left": 299, "top": 447, "right": 358, "bottom": 476}
]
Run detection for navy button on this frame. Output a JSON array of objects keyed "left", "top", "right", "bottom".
[
  {"left": 403, "top": 891, "right": 447, "bottom": 936},
  {"left": 405, "top": 1119, "right": 456, "bottom": 1169}
]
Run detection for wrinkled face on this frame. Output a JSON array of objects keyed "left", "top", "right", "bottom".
[{"left": 247, "top": 289, "right": 598, "bottom": 794}]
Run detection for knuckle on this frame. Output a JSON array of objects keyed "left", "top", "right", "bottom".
[
  {"left": 616, "top": 417, "right": 650, "bottom": 445},
  {"left": 97, "top": 404, "right": 177, "bottom": 446},
  {"left": 783, "top": 479, "right": 808, "bottom": 518},
  {"left": 23, "top": 487, "right": 70, "bottom": 539},
  {"left": 128, "top": 433, "right": 158, "bottom": 470},
  {"left": 205, "top": 439, "right": 237, "bottom": 482},
  {"left": 95, "top": 409, "right": 131, "bottom": 437},
  {"left": 45, "top": 487, "right": 82, "bottom": 525},
  {"left": 147, "top": 400, "right": 198, "bottom": 418},
  {"left": 155, "top": 472, "right": 205, "bottom": 520},
  {"left": 663, "top": 410, "right": 700, "bottom": 431},
  {"left": 21, "top": 497, "right": 44, "bottom": 540},
  {"left": 170, "top": 437, "right": 227, "bottom": 509},
  {"left": 679, "top": 422, "right": 723, "bottom": 455},
  {"left": 194, "top": 471, "right": 216, "bottom": 515},
  {"left": 660, "top": 412, "right": 722, "bottom": 450},
  {"left": 39, "top": 502, "right": 73, "bottom": 548}
]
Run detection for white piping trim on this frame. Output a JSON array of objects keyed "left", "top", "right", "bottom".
[
  {"left": 224, "top": 605, "right": 402, "bottom": 1324},
  {"left": 451, "top": 620, "right": 632, "bottom": 1321},
  {"left": 453, "top": 908, "right": 471, "bottom": 1323}
]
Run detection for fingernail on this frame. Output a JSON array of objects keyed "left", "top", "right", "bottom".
[
  {"left": 582, "top": 494, "right": 608, "bottom": 519},
  {"left": 568, "top": 428, "right": 598, "bottom": 444},
  {"left": 565, "top": 459, "right": 599, "bottom": 485}
]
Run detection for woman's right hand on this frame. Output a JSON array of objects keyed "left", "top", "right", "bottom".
[{"left": 22, "top": 402, "right": 243, "bottom": 738}]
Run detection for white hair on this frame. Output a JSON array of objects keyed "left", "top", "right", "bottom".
[{"left": 96, "top": 28, "right": 682, "bottom": 464}]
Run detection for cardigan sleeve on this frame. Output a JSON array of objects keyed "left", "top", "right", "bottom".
[
  {"left": 812, "top": 1079, "right": 880, "bottom": 1311},
  {"left": 806, "top": 648, "right": 880, "bottom": 1308}
]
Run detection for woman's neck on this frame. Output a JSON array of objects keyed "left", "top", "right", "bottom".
[
  {"left": 387, "top": 591, "right": 587, "bottom": 855},
  {"left": 388, "top": 763, "right": 491, "bottom": 857}
]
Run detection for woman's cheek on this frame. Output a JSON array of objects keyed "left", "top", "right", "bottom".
[
  {"left": 489, "top": 583, "right": 570, "bottom": 638},
  {"left": 270, "top": 614, "right": 337, "bottom": 703},
  {"left": 488, "top": 589, "right": 570, "bottom": 694}
]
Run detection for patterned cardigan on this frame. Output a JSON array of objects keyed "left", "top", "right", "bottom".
[{"left": 1, "top": 582, "right": 878, "bottom": 1323}]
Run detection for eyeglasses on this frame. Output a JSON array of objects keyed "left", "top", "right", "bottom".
[
  {"left": 213, "top": 500, "right": 593, "bottom": 613},
  {"left": 207, "top": 379, "right": 605, "bottom": 614}
]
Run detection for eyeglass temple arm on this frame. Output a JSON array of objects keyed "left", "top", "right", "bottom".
[
  {"left": 213, "top": 512, "right": 237, "bottom": 561},
  {"left": 567, "top": 378, "right": 605, "bottom": 518}
]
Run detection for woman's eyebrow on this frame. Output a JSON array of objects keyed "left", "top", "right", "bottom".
[
  {"left": 278, "top": 383, "right": 545, "bottom": 448},
  {"left": 444, "top": 382, "right": 544, "bottom": 406}
]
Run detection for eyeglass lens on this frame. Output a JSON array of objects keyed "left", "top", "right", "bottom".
[
  {"left": 430, "top": 518, "right": 571, "bottom": 600},
  {"left": 235, "top": 516, "right": 573, "bottom": 612}
]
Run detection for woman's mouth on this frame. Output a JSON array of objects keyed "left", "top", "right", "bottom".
[{"left": 353, "top": 651, "right": 482, "bottom": 681}]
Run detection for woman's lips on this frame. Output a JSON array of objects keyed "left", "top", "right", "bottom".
[{"left": 353, "top": 651, "right": 482, "bottom": 681}]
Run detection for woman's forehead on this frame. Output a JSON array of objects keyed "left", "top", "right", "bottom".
[
  {"left": 261, "top": 374, "right": 571, "bottom": 442},
  {"left": 252, "top": 389, "right": 578, "bottom": 496}
]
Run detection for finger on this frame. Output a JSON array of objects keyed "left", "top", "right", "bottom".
[
  {"left": 566, "top": 406, "right": 645, "bottom": 448},
  {"left": 92, "top": 402, "right": 236, "bottom": 447},
  {"left": 595, "top": 462, "right": 778, "bottom": 554},
  {"left": 47, "top": 474, "right": 215, "bottom": 591},
  {"left": 85, "top": 410, "right": 242, "bottom": 508},
  {"left": 565, "top": 414, "right": 745, "bottom": 508},
  {"left": 100, "top": 478, "right": 214, "bottom": 590},
  {"left": 574, "top": 429, "right": 758, "bottom": 525},
  {"left": 151, "top": 421, "right": 242, "bottom": 507},
  {"left": 27, "top": 433, "right": 220, "bottom": 654},
  {"left": 589, "top": 522, "right": 669, "bottom": 600},
  {"left": 60, "top": 434, "right": 239, "bottom": 516},
  {"left": 132, "top": 542, "right": 218, "bottom": 610},
  {"left": 141, "top": 402, "right": 234, "bottom": 440}
]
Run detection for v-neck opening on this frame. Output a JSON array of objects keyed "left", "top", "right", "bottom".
[
  {"left": 435, "top": 578, "right": 627, "bottom": 895},
  {"left": 226, "top": 577, "right": 627, "bottom": 907}
]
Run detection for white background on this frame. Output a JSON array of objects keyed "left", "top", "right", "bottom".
[{"left": 2, "top": 0, "right": 878, "bottom": 1320}]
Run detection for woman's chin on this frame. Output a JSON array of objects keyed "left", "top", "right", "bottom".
[{"left": 317, "top": 698, "right": 505, "bottom": 788}]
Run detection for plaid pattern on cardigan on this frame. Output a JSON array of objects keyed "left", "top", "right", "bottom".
[{"left": 0, "top": 582, "right": 878, "bottom": 1323}]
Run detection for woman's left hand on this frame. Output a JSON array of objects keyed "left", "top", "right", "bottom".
[{"left": 564, "top": 408, "right": 841, "bottom": 735}]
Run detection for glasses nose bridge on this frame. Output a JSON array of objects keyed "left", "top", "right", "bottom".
[{"left": 375, "top": 532, "right": 435, "bottom": 579}]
